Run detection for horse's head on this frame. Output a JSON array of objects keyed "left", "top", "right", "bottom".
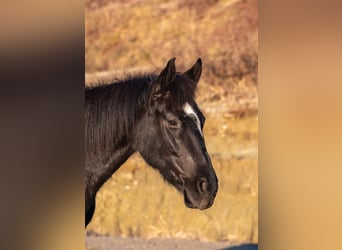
[{"left": 133, "top": 58, "right": 218, "bottom": 210}]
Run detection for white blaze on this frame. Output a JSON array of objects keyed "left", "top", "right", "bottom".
[{"left": 183, "top": 102, "right": 203, "bottom": 136}]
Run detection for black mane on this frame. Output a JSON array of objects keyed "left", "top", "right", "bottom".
[{"left": 85, "top": 73, "right": 197, "bottom": 157}]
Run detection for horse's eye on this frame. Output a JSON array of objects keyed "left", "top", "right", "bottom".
[{"left": 168, "top": 119, "right": 179, "bottom": 127}]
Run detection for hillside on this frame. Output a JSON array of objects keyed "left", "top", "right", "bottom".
[{"left": 85, "top": 0, "right": 258, "bottom": 113}]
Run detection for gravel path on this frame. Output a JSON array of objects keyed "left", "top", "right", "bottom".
[{"left": 86, "top": 235, "right": 258, "bottom": 250}]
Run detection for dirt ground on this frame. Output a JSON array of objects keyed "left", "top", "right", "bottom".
[{"left": 86, "top": 235, "right": 258, "bottom": 250}]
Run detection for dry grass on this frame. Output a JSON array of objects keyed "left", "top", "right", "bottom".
[
  {"left": 85, "top": 0, "right": 258, "bottom": 110},
  {"left": 86, "top": 114, "right": 258, "bottom": 243},
  {"left": 85, "top": 0, "right": 258, "bottom": 244}
]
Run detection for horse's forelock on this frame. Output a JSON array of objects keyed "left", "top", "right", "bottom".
[{"left": 166, "top": 74, "right": 197, "bottom": 108}]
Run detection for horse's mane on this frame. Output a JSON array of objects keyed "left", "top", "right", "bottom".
[{"left": 85, "top": 72, "right": 197, "bottom": 157}]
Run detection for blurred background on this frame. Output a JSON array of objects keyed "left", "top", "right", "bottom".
[{"left": 85, "top": 0, "right": 258, "bottom": 247}]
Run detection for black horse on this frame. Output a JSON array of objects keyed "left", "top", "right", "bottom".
[{"left": 85, "top": 58, "right": 218, "bottom": 226}]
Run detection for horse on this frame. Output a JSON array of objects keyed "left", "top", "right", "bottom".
[{"left": 85, "top": 58, "right": 218, "bottom": 226}]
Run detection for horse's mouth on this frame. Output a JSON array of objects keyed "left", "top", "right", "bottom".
[
  {"left": 184, "top": 189, "right": 197, "bottom": 209},
  {"left": 183, "top": 189, "right": 215, "bottom": 210}
]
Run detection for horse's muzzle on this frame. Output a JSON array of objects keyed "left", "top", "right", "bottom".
[{"left": 183, "top": 177, "right": 218, "bottom": 210}]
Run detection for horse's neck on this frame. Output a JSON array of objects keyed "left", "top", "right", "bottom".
[
  {"left": 85, "top": 142, "right": 134, "bottom": 194},
  {"left": 85, "top": 79, "right": 149, "bottom": 193}
]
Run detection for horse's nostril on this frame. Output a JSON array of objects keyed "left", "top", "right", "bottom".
[{"left": 197, "top": 178, "right": 208, "bottom": 194}]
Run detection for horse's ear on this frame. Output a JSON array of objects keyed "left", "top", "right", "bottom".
[
  {"left": 184, "top": 58, "right": 202, "bottom": 84},
  {"left": 154, "top": 57, "right": 176, "bottom": 93}
]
